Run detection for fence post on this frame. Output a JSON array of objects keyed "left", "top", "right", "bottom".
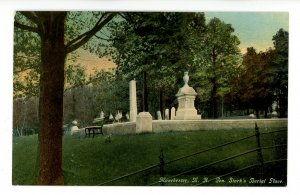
[
  {"left": 159, "top": 149, "right": 165, "bottom": 186},
  {"left": 255, "top": 122, "right": 264, "bottom": 180}
]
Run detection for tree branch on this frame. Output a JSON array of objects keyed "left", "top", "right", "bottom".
[
  {"left": 66, "top": 12, "right": 118, "bottom": 54},
  {"left": 119, "top": 13, "right": 133, "bottom": 23},
  {"left": 94, "top": 34, "right": 111, "bottom": 41},
  {"left": 14, "top": 21, "right": 40, "bottom": 34},
  {"left": 20, "top": 11, "right": 40, "bottom": 26},
  {"left": 66, "top": 13, "right": 109, "bottom": 48}
]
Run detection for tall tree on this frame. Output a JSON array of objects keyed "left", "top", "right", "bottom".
[
  {"left": 233, "top": 47, "right": 274, "bottom": 118},
  {"left": 203, "top": 17, "right": 241, "bottom": 118},
  {"left": 271, "top": 28, "right": 288, "bottom": 117},
  {"left": 14, "top": 11, "right": 116, "bottom": 184}
]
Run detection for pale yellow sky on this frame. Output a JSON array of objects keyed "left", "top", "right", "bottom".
[{"left": 74, "top": 49, "right": 116, "bottom": 75}]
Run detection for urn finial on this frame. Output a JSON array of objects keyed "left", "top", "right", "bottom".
[{"left": 183, "top": 71, "right": 189, "bottom": 86}]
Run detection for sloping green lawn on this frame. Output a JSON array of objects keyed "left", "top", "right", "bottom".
[{"left": 12, "top": 128, "right": 287, "bottom": 186}]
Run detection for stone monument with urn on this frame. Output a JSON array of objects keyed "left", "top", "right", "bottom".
[{"left": 174, "top": 72, "right": 201, "bottom": 120}]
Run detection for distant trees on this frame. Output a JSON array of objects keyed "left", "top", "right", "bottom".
[
  {"left": 232, "top": 29, "right": 288, "bottom": 118},
  {"left": 232, "top": 47, "right": 274, "bottom": 118},
  {"left": 271, "top": 29, "right": 288, "bottom": 117},
  {"left": 13, "top": 97, "right": 39, "bottom": 136},
  {"left": 63, "top": 71, "right": 129, "bottom": 126}
]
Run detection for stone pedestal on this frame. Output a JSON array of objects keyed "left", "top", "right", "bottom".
[
  {"left": 175, "top": 95, "right": 201, "bottom": 120},
  {"left": 129, "top": 80, "right": 137, "bottom": 122},
  {"left": 174, "top": 72, "right": 201, "bottom": 120},
  {"left": 136, "top": 112, "right": 153, "bottom": 133}
]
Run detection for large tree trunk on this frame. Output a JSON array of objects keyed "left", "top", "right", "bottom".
[
  {"left": 264, "top": 107, "right": 268, "bottom": 118},
  {"left": 38, "top": 12, "right": 67, "bottom": 185},
  {"left": 255, "top": 108, "right": 260, "bottom": 119},
  {"left": 211, "top": 48, "right": 218, "bottom": 119},
  {"left": 143, "top": 71, "right": 149, "bottom": 112},
  {"left": 278, "top": 92, "right": 287, "bottom": 118},
  {"left": 211, "top": 77, "right": 218, "bottom": 118},
  {"left": 71, "top": 89, "right": 76, "bottom": 119},
  {"left": 159, "top": 89, "right": 164, "bottom": 119}
]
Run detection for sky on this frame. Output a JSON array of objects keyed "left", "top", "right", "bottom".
[{"left": 205, "top": 12, "right": 289, "bottom": 53}]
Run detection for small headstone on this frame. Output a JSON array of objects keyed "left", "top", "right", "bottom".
[
  {"left": 165, "top": 108, "right": 169, "bottom": 120},
  {"left": 109, "top": 113, "right": 114, "bottom": 120},
  {"left": 157, "top": 111, "right": 162, "bottom": 120},
  {"left": 100, "top": 111, "right": 104, "bottom": 119},
  {"left": 115, "top": 111, "right": 122, "bottom": 122},
  {"left": 126, "top": 112, "right": 130, "bottom": 120},
  {"left": 136, "top": 112, "right": 153, "bottom": 133},
  {"left": 170, "top": 107, "right": 176, "bottom": 120},
  {"left": 249, "top": 114, "right": 255, "bottom": 118}
]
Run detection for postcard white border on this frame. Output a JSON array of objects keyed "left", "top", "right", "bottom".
[{"left": 1, "top": 1, "right": 299, "bottom": 195}]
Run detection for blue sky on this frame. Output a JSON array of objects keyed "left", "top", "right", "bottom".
[{"left": 205, "top": 12, "right": 289, "bottom": 53}]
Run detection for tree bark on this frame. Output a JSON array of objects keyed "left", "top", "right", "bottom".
[
  {"left": 211, "top": 48, "right": 218, "bottom": 119},
  {"left": 37, "top": 12, "right": 67, "bottom": 185},
  {"left": 278, "top": 92, "right": 287, "bottom": 118},
  {"left": 143, "top": 71, "right": 148, "bottom": 112},
  {"left": 264, "top": 107, "right": 268, "bottom": 118},
  {"left": 159, "top": 89, "right": 163, "bottom": 119},
  {"left": 211, "top": 77, "right": 218, "bottom": 118},
  {"left": 72, "top": 89, "right": 76, "bottom": 120},
  {"left": 255, "top": 108, "right": 260, "bottom": 119}
]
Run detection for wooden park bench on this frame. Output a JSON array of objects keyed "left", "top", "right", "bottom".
[{"left": 84, "top": 125, "right": 103, "bottom": 138}]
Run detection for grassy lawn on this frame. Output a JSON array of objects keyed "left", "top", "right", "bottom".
[{"left": 12, "top": 128, "right": 287, "bottom": 186}]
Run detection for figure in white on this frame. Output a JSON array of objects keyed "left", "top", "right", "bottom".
[{"left": 70, "top": 120, "right": 79, "bottom": 135}]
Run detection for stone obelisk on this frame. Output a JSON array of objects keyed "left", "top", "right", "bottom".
[{"left": 129, "top": 80, "right": 137, "bottom": 122}]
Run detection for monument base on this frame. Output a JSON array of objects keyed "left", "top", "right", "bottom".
[
  {"left": 174, "top": 114, "right": 201, "bottom": 120},
  {"left": 136, "top": 112, "right": 153, "bottom": 133},
  {"left": 174, "top": 108, "right": 201, "bottom": 120}
]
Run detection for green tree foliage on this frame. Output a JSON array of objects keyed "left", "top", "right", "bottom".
[
  {"left": 14, "top": 11, "right": 116, "bottom": 184},
  {"left": 104, "top": 12, "right": 207, "bottom": 116},
  {"left": 13, "top": 14, "right": 41, "bottom": 98},
  {"left": 271, "top": 29, "right": 288, "bottom": 117},
  {"left": 233, "top": 47, "right": 274, "bottom": 118},
  {"left": 232, "top": 29, "right": 288, "bottom": 118},
  {"left": 201, "top": 17, "right": 241, "bottom": 118},
  {"left": 13, "top": 12, "right": 114, "bottom": 98},
  {"left": 103, "top": 13, "right": 242, "bottom": 119},
  {"left": 90, "top": 70, "right": 129, "bottom": 116}
]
